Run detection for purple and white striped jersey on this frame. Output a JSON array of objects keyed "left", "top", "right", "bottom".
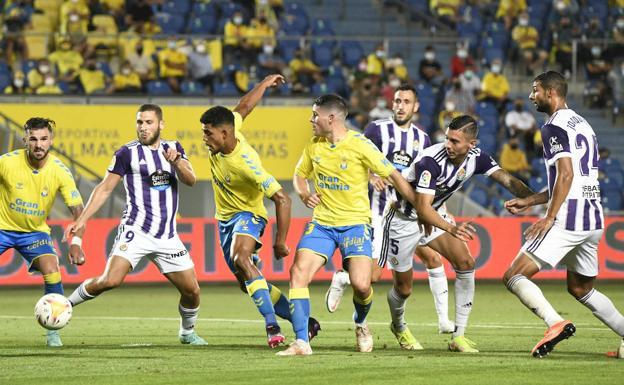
[
  {"left": 108, "top": 139, "right": 187, "bottom": 239},
  {"left": 397, "top": 143, "right": 500, "bottom": 219},
  {"left": 540, "top": 108, "right": 603, "bottom": 231},
  {"left": 364, "top": 118, "right": 431, "bottom": 217}
]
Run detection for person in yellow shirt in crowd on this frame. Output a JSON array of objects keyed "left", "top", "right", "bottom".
[
  {"left": 3, "top": 71, "right": 28, "bottom": 94},
  {"left": 157, "top": 37, "right": 187, "bottom": 93},
  {"left": 430, "top": 0, "right": 461, "bottom": 27},
  {"left": 511, "top": 12, "right": 547, "bottom": 75},
  {"left": 496, "top": 0, "right": 527, "bottom": 30},
  {"left": 27, "top": 59, "right": 54, "bottom": 91},
  {"left": 48, "top": 39, "right": 84, "bottom": 84},
  {"left": 112, "top": 60, "right": 142, "bottom": 93},
  {"left": 247, "top": 13, "right": 275, "bottom": 50},
  {"left": 59, "top": 0, "right": 90, "bottom": 35},
  {"left": 480, "top": 58, "right": 509, "bottom": 111},
  {"left": 289, "top": 48, "right": 321, "bottom": 93},
  {"left": 499, "top": 137, "right": 531, "bottom": 184},
  {"left": 255, "top": 0, "right": 279, "bottom": 30},
  {"left": 223, "top": 11, "right": 254, "bottom": 66},
  {"left": 78, "top": 58, "right": 109, "bottom": 94},
  {"left": 36, "top": 75, "right": 64, "bottom": 95},
  {"left": 366, "top": 44, "right": 385, "bottom": 77}
]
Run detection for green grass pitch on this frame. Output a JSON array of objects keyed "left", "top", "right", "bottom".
[{"left": 1, "top": 281, "right": 623, "bottom": 384}]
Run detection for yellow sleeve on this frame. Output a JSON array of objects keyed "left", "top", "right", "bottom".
[
  {"left": 294, "top": 142, "right": 313, "bottom": 178},
  {"left": 357, "top": 135, "right": 395, "bottom": 178},
  {"left": 244, "top": 151, "right": 282, "bottom": 198},
  {"left": 56, "top": 164, "right": 83, "bottom": 207}
]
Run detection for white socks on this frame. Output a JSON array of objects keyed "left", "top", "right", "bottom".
[
  {"left": 453, "top": 269, "right": 475, "bottom": 337},
  {"left": 67, "top": 282, "right": 96, "bottom": 307},
  {"left": 387, "top": 287, "right": 407, "bottom": 332},
  {"left": 427, "top": 266, "right": 450, "bottom": 324},
  {"left": 179, "top": 304, "right": 200, "bottom": 336},
  {"left": 506, "top": 274, "right": 563, "bottom": 327},
  {"left": 578, "top": 289, "right": 624, "bottom": 337}
]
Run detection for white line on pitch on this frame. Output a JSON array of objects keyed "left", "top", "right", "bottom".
[{"left": 0, "top": 315, "right": 613, "bottom": 332}]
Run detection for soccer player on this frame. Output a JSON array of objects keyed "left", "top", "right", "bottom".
[
  {"left": 324, "top": 84, "right": 455, "bottom": 349},
  {"left": 396, "top": 114, "right": 534, "bottom": 352},
  {"left": 64, "top": 104, "right": 208, "bottom": 345},
  {"left": 199, "top": 74, "right": 320, "bottom": 348},
  {"left": 0, "top": 117, "right": 85, "bottom": 347},
  {"left": 277, "top": 94, "right": 421, "bottom": 356},
  {"left": 503, "top": 71, "right": 624, "bottom": 358}
]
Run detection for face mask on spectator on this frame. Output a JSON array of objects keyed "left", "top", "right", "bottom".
[
  {"left": 457, "top": 49, "right": 467, "bottom": 58},
  {"left": 358, "top": 61, "right": 367, "bottom": 71},
  {"left": 591, "top": 46, "right": 601, "bottom": 57},
  {"left": 464, "top": 70, "right": 474, "bottom": 79},
  {"left": 617, "top": 19, "right": 624, "bottom": 29},
  {"left": 555, "top": 0, "right": 565, "bottom": 11},
  {"left": 519, "top": 18, "right": 529, "bottom": 26},
  {"left": 389, "top": 78, "right": 401, "bottom": 88},
  {"left": 233, "top": 16, "right": 243, "bottom": 25},
  {"left": 69, "top": 13, "right": 79, "bottom": 22},
  {"left": 14, "top": 78, "right": 24, "bottom": 88},
  {"left": 376, "top": 99, "right": 386, "bottom": 108},
  {"left": 263, "top": 44, "right": 274, "bottom": 54},
  {"left": 168, "top": 41, "right": 177, "bottom": 49},
  {"left": 196, "top": 44, "right": 206, "bottom": 53},
  {"left": 376, "top": 50, "right": 385, "bottom": 58},
  {"left": 425, "top": 51, "right": 435, "bottom": 61},
  {"left": 122, "top": 67, "right": 131, "bottom": 75},
  {"left": 445, "top": 101, "right": 455, "bottom": 111},
  {"left": 44, "top": 76, "right": 55, "bottom": 86},
  {"left": 39, "top": 64, "right": 50, "bottom": 74},
  {"left": 491, "top": 64, "right": 501, "bottom": 73}
]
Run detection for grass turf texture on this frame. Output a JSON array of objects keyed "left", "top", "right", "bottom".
[{"left": 1, "top": 281, "right": 623, "bottom": 384}]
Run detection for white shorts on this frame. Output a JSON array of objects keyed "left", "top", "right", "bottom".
[
  {"left": 110, "top": 225, "right": 195, "bottom": 274},
  {"left": 521, "top": 225, "right": 602, "bottom": 277},
  {"left": 371, "top": 211, "right": 384, "bottom": 262},
  {"left": 379, "top": 206, "right": 453, "bottom": 273}
]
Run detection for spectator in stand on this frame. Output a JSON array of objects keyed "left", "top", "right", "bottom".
[
  {"left": 112, "top": 60, "right": 142, "bottom": 93},
  {"left": 257, "top": 40, "right": 286, "bottom": 77},
  {"left": 78, "top": 58, "right": 109, "bottom": 94},
  {"left": 504, "top": 98, "right": 537, "bottom": 155},
  {"left": 48, "top": 38, "right": 84, "bottom": 84},
  {"left": 366, "top": 43, "right": 386, "bottom": 77},
  {"left": 368, "top": 97, "right": 393, "bottom": 120},
  {"left": 289, "top": 48, "right": 321, "bottom": 93},
  {"left": 157, "top": 38, "right": 187, "bottom": 93},
  {"left": 459, "top": 63, "right": 481, "bottom": 96},
  {"left": 349, "top": 76, "right": 378, "bottom": 129},
  {"left": 247, "top": 13, "right": 275, "bottom": 52},
  {"left": 430, "top": 0, "right": 462, "bottom": 28},
  {"left": 36, "top": 74, "right": 64, "bottom": 95},
  {"left": 4, "top": 1, "right": 31, "bottom": 64},
  {"left": 479, "top": 58, "right": 509, "bottom": 112},
  {"left": 495, "top": 0, "right": 526, "bottom": 30},
  {"left": 551, "top": 15, "right": 580, "bottom": 77},
  {"left": 608, "top": 61, "right": 624, "bottom": 117},
  {"left": 419, "top": 45, "right": 444, "bottom": 87},
  {"left": 450, "top": 42, "right": 474, "bottom": 78},
  {"left": 27, "top": 59, "right": 54, "bottom": 91},
  {"left": 444, "top": 78, "right": 475, "bottom": 115},
  {"left": 126, "top": 40, "right": 155, "bottom": 82},
  {"left": 385, "top": 53, "right": 409, "bottom": 81},
  {"left": 549, "top": 0, "right": 579, "bottom": 28},
  {"left": 60, "top": 0, "right": 90, "bottom": 35},
  {"left": 187, "top": 41, "right": 215, "bottom": 93},
  {"left": 499, "top": 136, "right": 531, "bottom": 184},
  {"left": 255, "top": 0, "right": 279, "bottom": 31},
  {"left": 611, "top": 15, "right": 624, "bottom": 60},
  {"left": 125, "top": 0, "right": 155, "bottom": 33},
  {"left": 3, "top": 71, "right": 28, "bottom": 94},
  {"left": 585, "top": 45, "right": 613, "bottom": 107},
  {"left": 380, "top": 75, "right": 402, "bottom": 106},
  {"left": 223, "top": 11, "right": 254, "bottom": 67},
  {"left": 580, "top": 17, "right": 606, "bottom": 64},
  {"left": 511, "top": 12, "right": 547, "bottom": 75},
  {"left": 437, "top": 100, "right": 462, "bottom": 133}
]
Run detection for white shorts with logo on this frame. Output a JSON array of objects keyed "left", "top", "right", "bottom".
[
  {"left": 379, "top": 206, "right": 453, "bottom": 272},
  {"left": 521, "top": 225, "right": 602, "bottom": 277},
  {"left": 371, "top": 210, "right": 385, "bottom": 263},
  {"left": 110, "top": 224, "right": 194, "bottom": 274}
]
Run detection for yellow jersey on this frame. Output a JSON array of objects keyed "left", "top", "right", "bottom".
[
  {"left": 210, "top": 112, "right": 282, "bottom": 221},
  {"left": 295, "top": 130, "right": 395, "bottom": 226},
  {"left": 0, "top": 150, "right": 83, "bottom": 234}
]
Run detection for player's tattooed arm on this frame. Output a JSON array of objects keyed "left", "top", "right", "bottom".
[
  {"left": 67, "top": 204, "right": 86, "bottom": 265},
  {"left": 490, "top": 169, "right": 534, "bottom": 198}
]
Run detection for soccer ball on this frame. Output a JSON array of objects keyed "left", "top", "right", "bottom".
[{"left": 34, "top": 293, "right": 73, "bottom": 330}]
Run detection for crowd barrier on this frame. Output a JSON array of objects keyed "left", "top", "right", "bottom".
[{"left": 2, "top": 217, "right": 624, "bottom": 284}]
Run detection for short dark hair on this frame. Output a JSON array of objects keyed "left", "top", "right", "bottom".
[
  {"left": 534, "top": 71, "right": 567, "bottom": 98},
  {"left": 396, "top": 84, "right": 418, "bottom": 99},
  {"left": 24, "top": 117, "right": 55, "bottom": 133},
  {"left": 138, "top": 103, "right": 163, "bottom": 120},
  {"left": 313, "top": 94, "right": 348, "bottom": 116},
  {"left": 448, "top": 114, "right": 479, "bottom": 138},
  {"left": 200, "top": 106, "right": 234, "bottom": 127}
]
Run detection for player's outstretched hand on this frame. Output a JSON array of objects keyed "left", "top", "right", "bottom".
[
  {"left": 63, "top": 221, "right": 84, "bottom": 242},
  {"left": 303, "top": 193, "right": 322, "bottom": 209},
  {"left": 449, "top": 221, "right": 476, "bottom": 242},
  {"left": 369, "top": 174, "right": 387, "bottom": 192},
  {"left": 163, "top": 147, "right": 182, "bottom": 165},
  {"left": 524, "top": 216, "right": 554, "bottom": 241},
  {"left": 263, "top": 74, "right": 285, "bottom": 88},
  {"left": 68, "top": 244, "right": 86, "bottom": 265},
  {"left": 505, "top": 198, "right": 530, "bottom": 215},
  {"left": 273, "top": 243, "right": 290, "bottom": 260}
]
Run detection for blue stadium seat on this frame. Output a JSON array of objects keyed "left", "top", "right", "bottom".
[
  {"left": 341, "top": 41, "right": 364, "bottom": 68},
  {"left": 220, "top": 2, "right": 246, "bottom": 19},
  {"left": 279, "top": 14, "right": 304, "bottom": 36},
  {"left": 469, "top": 187, "right": 489, "bottom": 207},
  {"left": 531, "top": 158, "right": 546, "bottom": 176},
  {"left": 156, "top": 13, "right": 185, "bottom": 34},
  {"left": 475, "top": 101, "right": 498, "bottom": 118},
  {"left": 603, "top": 191, "right": 622, "bottom": 211},
  {"left": 213, "top": 81, "right": 240, "bottom": 96},
  {"left": 277, "top": 39, "right": 300, "bottom": 62},
  {"left": 406, "top": 0, "right": 429, "bottom": 15},
  {"left": 146, "top": 80, "right": 173, "bottom": 95},
  {"left": 0, "top": 74, "right": 11, "bottom": 91},
  {"left": 311, "top": 42, "right": 333, "bottom": 69},
  {"left": 311, "top": 18, "right": 335, "bottom": 36},
  {"left": 529, "top": 176, "right": 547, "bottom": 192},
  {"left": 181, "top": 80, "right": 205, "bottom": 96},
  {"left": 285, "top": 2, "right": 309, "bottom": 25},
  {"left": 188, "top": 14, "right": 217, "bottom": 34},
  {"left": 0, "top": 61, "right": 10, "bottom": 77},
  {"left": 478, "top": 135, "right": 497, "bottom": 155},
  {"left": 163, "top": 0, "right": 191, "bottom": 16},
  {"left": 57, "top": 80, "right": 70, "bottom": 93},
  {"left": 192, "top": 1, "right": 217, "bottom": 16}
]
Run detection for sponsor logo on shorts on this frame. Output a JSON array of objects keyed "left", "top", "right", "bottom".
[
  {"left": 26, "top": 238, "right": 54, "bottom": 250},
  {"left": 391, "top": 257, "right": 399, "bottom": 266},
  {"left": 164, "top": 249, "right": 188, "bottom": 259}
]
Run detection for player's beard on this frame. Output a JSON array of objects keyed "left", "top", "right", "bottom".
[
  {"left": 139, "top": 128, "right": 160, "bottom": 146},
  {"left": 393, "top": 112, "right": 412, "bottom": 127},
  {"left": 29, "top": 147, "right": 49, "bottom": 161},
  {"left": 534, "top": 99, "right": 548, "bottom": 113}
]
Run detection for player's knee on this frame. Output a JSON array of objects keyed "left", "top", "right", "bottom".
[
  {"left": 395, "top": 282, "right": 412, "bottom": 298},
  {"left": 502, "top": 270, "right": 515, "bottom": 287},
  {"left": 351, "top": 280, "right": 371, "bottom": 299},
  {"left": 184, "top": 284, "right": 201, "bottom": 300},
  {"left": 451, "top": 258, "right": 474, "bottom": 271},
  {"left": 289, "top": 263, "right": 308, "bottom": 287},
  {"left": 97, "top": 275, "right": 123, "bottom": 290},
  {"left": 567, "top": 284, "right": 591, "bottom": 300}
]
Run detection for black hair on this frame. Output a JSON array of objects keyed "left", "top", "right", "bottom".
[
  {"left": 534, "top": 71, "right": 567, "bottom": 98},
  {"left": 24, "top": 117, "right": 55, "bottom": 133},
  {"left": 138, "top": 103, "right": 163, "bottom": 120},
  {"left": 200, "top": 106, "right": 235, "bottom": 127},
  {"left": 448, "top": 114, "right": 479, "bottom": 138},
  {"left": 313, "top": 94, "right": 348, "bottom": 116},
  {"left": 396, "top": 84, "right": 418, "bottom": 99}
]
